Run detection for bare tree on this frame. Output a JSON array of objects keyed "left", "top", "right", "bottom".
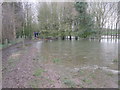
[
  {"left": 0, "top": 2, "right": 2, "bottom": 43},
  {"left": 88, "top": 2, "right": 118, "bottom": 39},
  {"left": 2, "top": 2, "right": 24, "bottom": 43}
]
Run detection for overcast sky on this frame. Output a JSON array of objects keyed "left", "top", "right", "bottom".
[{"left": 0, "top": 0, "right": 119, "bottom": 2}]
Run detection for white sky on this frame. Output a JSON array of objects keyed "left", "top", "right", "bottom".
[
  {"left": 0, "top": 0, "right": 120, "bottom": 2},
  {"left": 1, "top": 0, "right": 119, "bottom": 29}
]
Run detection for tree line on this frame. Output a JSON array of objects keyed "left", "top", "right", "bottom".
[{"left": 1, "top": 1, "right": 119, "bottom": 44}]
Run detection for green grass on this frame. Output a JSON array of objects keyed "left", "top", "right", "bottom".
[
  {"left": 113, "top": 59, "right": 118, "bottom": 63},
  {"left": 52, "top": 58, "right": 60, "bottom": 63},
  {"left": 63, "top": 78, "right": 76, "bottom": 88},
  {"left": 29, "top": 79, "right": 39, "bottom": 88},
  {"left": 2, "top": 66, "right": 7, "bottom": 71},
  {"left": 45, "top": 78, "right": 54, "bottom": 84},
  {"left": 0, "top": 44, "right": 2, "bottom": 48},
  {"left": 8, "top": 58, "right": 19, "bottom": 68},
  {"left": 8, "top": 58, "right": 19, "bottom": 65},
  {"left": 0, "top": 38, "right": 24, "bottom": 50},
  {"left": 33, "top": 68, "right": 44, "bottom": 77},
  {"left": 79, "top": 70, "right": 84, "bottom": 74},
  {"left": 82, "top": 78, "right": 92, "bottom": 84},
  {"left": 0, "top": 44, "right": 8, "bottom": 49},
  {"left": 8, "top": 59, "right": 14, "bottom": 64},
  {"left": 106, "top": 72, "right": 113, "bottom": 77},
  {"left": 89, "top": 73, "right": 96, "bottom": 79}
]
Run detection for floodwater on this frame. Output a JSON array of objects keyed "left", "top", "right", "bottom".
[
  {"left": 2, "top": 39, "right": 119, "bottom": 88},
  {"left": 35, "top": 39, "right": 118, "bottom": 69},
  {"left": 33, "top": 39, "right": 118, "bottom": 87}
]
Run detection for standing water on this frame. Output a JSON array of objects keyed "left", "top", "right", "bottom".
[
  {"left": 36, "top": 39, "right": 118, "bottom": 68},
  {"left": 2, "top": 39, "right": 118, "bottom": 88},
  {"left": 33, "top": 39, "right": 118, "bottom": 88}
]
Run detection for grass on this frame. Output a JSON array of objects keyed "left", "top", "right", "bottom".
[
  {"left": 33, "top": 68, "right": 44, "bottom": 77},
  {"left": 79, "top": 70, "right": 84, "bottom": 74},
  {"left": 29, "top": 79, "right": 39, "bottom": 88},
  {"left": 63, "top": 78, "right": 76, "bottom": 88},
  {"left": 0, "top": 38, "right": 24, "bottom": 50},
  {"left": 113, "top": 59, "right": 118, "bottom": 63},
  {"left": 45, "top": 78, "right": 54, "bottom": 84},
  {"left": 8, "top": 58, "right": 19, "bottom": 69},
  {"left": 0, "top": 44, "right": 2, "bottom": 48},
  {"left": 30, "top": 83, "right": 38, "bottom": 88},
  {"left": 87, "top": 72, "right": 96, "bottom": 79},
  {"left": 89, "top": 73, "right": 96, "bottom": 79},
  {"left": 82, "top": 78, "right": 92, "bottom": 84},
  {"left": 0, "top": 44, "right": 8, "bottom": 49},
  {"left": 8, "top": 59, "right": 14, "bottom": 65},
  {"left": 106, "top": 72, "right": 113, "bottom": 77},
  {"left": 8, "top": 58, "right": 19, "bottom": 65},
  {"left": 52, "top": 58, "right": 60, "bottom": 63},
  {"left": 2, "top": 66, "right": 7, "bottom": 71}
]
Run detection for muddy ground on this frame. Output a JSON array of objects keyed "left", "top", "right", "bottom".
[{"left": 2, "top": 40, "right": 118, "bottom": 88}]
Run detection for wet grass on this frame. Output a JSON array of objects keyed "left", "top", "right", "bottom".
[
  {"left": 7, "top": 58, "right": 20, "bottom": 72},
  {"left": 82, "top": 78, "right": 92, "bottom": 84},
  {"left": 16, "top": 46, "right": 22, "bottom": 48},
  {"left": 8, "top": 59, "right": 15, "bottom": 64},
  {"left": 0, "top": 38, "right": 23, "bottom": 49},
  {"left": 89, "top": 73, "right": 96, "bottom": 79},
  {"left": 113, "top": 59, "right": 118, "bottom": 63},
  {"left": 25, "top": 44, "right": 30, "bottom": 46},
  {"left": 29, "top": 79, "right": 39, "bottom": 88},
  {"left": 52, "top": 58, "right": 60, "bottom": 63},
  {"left": 45, "top": 78, "right": 54, "bottom": 84},
  {"left": 33, "top": 68, "right": 44, "bottom": 77},
  {"left": 106, "top": 72, "right": 113, "bottom": 77},
  {"left": 79, "top": 70, "right": 84, "bottom": 74},
  {"left": 62, "top": 78, "right": 76, "bottom": 88},
  {"left": 0, "top": 44, "right": 8, "bottom": 49},
  {"left": 2, "top": 66, "right": 7, "bottom": 71},
  {"left": 8, "top": 58, "right": 19, "bottom": 66}
]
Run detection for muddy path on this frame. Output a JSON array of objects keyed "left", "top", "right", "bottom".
[
  {"left": 2, "top": 40, "right": 38, "bottom": 88},
  {"left": 2, "top": 40, "right": 118, "bottom": 88}
]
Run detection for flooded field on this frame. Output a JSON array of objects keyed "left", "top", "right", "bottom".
[{"left": 2, "top": 39, "right": 118, "bottom": 88}]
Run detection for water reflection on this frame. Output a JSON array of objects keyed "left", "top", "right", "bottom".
[
  {"left": 35, "top": 39, "right": 118, "bottom": 71},
  {"left": 35, "top": 41, "right": 42, "bottom": 53}
]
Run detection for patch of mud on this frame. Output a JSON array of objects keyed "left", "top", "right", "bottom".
[{"left": 2, "top": 41, "right": 39, "bottom": 88}]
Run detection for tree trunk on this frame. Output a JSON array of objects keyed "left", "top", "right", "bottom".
[
  {"left": 75, "top": 36, "right": 78, "bottom": 40},
  {"left": 69, "top": 35, "right": 71, "bottom": 40},
  {"left": 61, "top": 36, "right": 65, "bottom": 40}
]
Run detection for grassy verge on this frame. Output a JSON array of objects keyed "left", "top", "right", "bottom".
[{"left": 0, "top": 38, "right": 24, "bottom": 50}]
